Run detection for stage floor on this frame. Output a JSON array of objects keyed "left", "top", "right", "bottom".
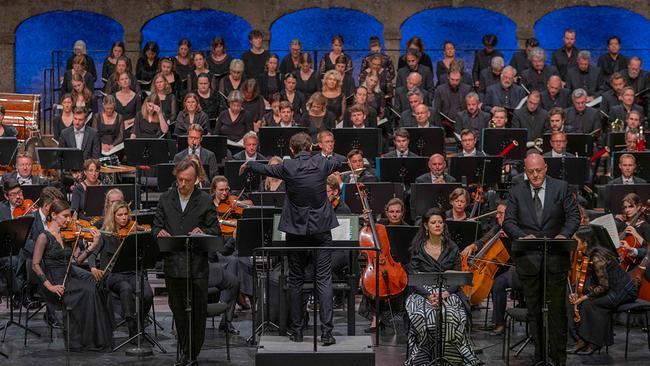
[{"left": 0, "top": 296, "right": 648, "bottom": 365}]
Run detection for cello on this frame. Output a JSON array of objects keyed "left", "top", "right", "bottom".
[
  {"left": 632, "top": 254, "right": 650, "bottom": 301},
  {"left": 618, "top": 201, "right": 649, "bottom": 271},
  {"left": 461, "top": 230, "right": 510, "bottom": 305},
  {"left": 356, "top": 183, "right": 408, "bottom": 299}
]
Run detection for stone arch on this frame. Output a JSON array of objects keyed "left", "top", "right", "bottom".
[{"left": 15, "top": 10, "right": 124, "bottom": 93}]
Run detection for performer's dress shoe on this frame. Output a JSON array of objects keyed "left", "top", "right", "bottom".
[
  {"left": 363, "top": 322, "right": 385, "bottom": 333},
  {"left": 219, "top": 322, "right": 240, "bottom": 335},
  {"left": 569, "top": 339, "right": 588, "bottom": 354},
  {"left": 321, "top": 332, "right": 336, "bottom": 346},
  {"left": 576, "top": 344, "right": 601, "bottom": 356},
  {"left": 289, "top": 332, "right": 303, "bottom": 343},
  {"left": 489, "top": 324, "right": 505, "bottom": 336},
  {"left": 44, "top": 313, "right": 63, "bottom": 329}
]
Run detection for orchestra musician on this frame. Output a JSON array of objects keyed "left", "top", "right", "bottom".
[
  {"left": 89, "top": 200, "right": 154, "bottom": 342},
  {"left": 315, "top": 130, "right": 347, "bottom": 163},
  {"left": 615, "top": 193, "right": 650, "bottom": 253},
  {"left": 173, "top": 123, "right": 218, "bottom": 180},
  {"left": 0, "top": 178, "right": 27, "bottom": 221},
  {"left": 548, "top": 107, "right": 567, "bottom": 132},
  {"left": 607, "top": 153, "right": 647, "bottom": 185},
  {"left": 446, "top": 188, "right": 471, "bottom": 221},
  {"left": 58, "top": 107, "right": 101, "bottom": 160},
  {"left": 239, "top": 132, "right": 346, "bottom": 345},
  {"left": 415, "top": 153, "right": 456, "bottom": 183},
  {"left": 569, "top": 226, "right": 637, "bottom": 355},
  {"left": 503, "top": 153, "right": 580, "bottom": 366},
  {"left": 1, "top": 153, "right": 47, "bottom": 185},
  {"left": 377, "top": 198, "right": 408, "bottom": 226},
  {"left": 543, "top": 131, "right": 571, "bottom": 157},
  {"left": 405, "top": 208, "right": 481, "bottom": 366},
  {"left": 262, "top": 156, "right": 285, "bottom": 192},
  {"left": 326, "top": 175, "right": 351, "bottom": 214},
  {"left": 70, "top": 159, "right": 101, "bottom": 220},
  {"left": 384, "top": 128, "right": 418, "bottom": 157},
  {"left": 457, "top": 129, "right": 485, "bottom": 157},
  {"left": 0, "top": 179, "right": 27, "bottom": 307},
  {"left": 32, "top": 199, "right": 113, "bottom": 351},
  {"left": 339, "top": 149, "right": 377, "bottom": 184},
  {"left": 232, "top": 131, "right": 266, "bottom": 161},
  {"left": 152, "top": 157, "right": 220, "bottom": 363}
]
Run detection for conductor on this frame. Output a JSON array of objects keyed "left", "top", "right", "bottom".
[
  {"left": 503, "top": 152, "right": 580, "bottom": 366},
  {"left": 240, "top": 132, "right": 346, "bottom": 345}
]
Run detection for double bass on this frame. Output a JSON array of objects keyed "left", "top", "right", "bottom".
[{"left": 356, "top": 183, "right": 407, "bottom": 299}]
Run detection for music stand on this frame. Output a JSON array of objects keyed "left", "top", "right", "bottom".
[
  {"left": 177, "top": 135, "right": 229, "bottom": 164},
  {"left": 446, "top": 220, "right": 482, "bottom": 252},
  {"left": 84, "top": 184, "right": 137, "bottom": 217},
  {"left": 258, "top": 127, "right": 307, "bottom": 157},
  {"left": 410, "top": 183, "right": 462, "bottom": 219},
  {"left": 0, "top": 216, "right": 36, "bottom": 341},
  {"left": 612, "top": 151, "right": 650, "bottom": 182},
  {"left": 157, "top": 235, "right": 223, "bottom": 365},
  {"left": 106, "top": 231, "right": 165, "bottom": 355},
  {"left": 333, "top": 128, "right": 381, "bottom": 162},
  {"left": 36, "top": 148, "right": 83, "bottom": 190},
  {"left": 404, "top": 127, "right": 445, "bottom": 156},
  {"left": 590, "top": 224, "right": 620, "bottom": 258},
  {"left": 481, "top": 129, "right": 527, "bottom": 160},
  {"left": 0, "top": 137, "right": 18, "bottom": 166},
  {"left": 544, "top": 157, "right": 590, "bottom": 185},
  {"left": 125, "top": 138, "right": 175, "bottom": 208},
  {"left": 224, "top": 160, "right": 268, "bottom": 192},
  {"left": 605, "top": 184, "right": 650, "bottom": 213},
  {"left": 242, "top": 207, "right": 282, "bottom": 219},
  {"left": 511, "top": 239, "right": 577, "bottom": 366},
  {"left": 342, "top": 182, "right": 404, "bottom": 215},
  {"left": 608, "top": 132, "right": 650, "bottom": 152},
  {"left": 542, "top": 133, "right": 593, "bottom": 157},
  {"left": 375, "top": 157, "right": 429, "bottom": 185},
  {"left": 246, "top": 192, "right": 285, "bottom": 208},
  {"left": 449, "top": 156, "right": 503, "bottom": 185},
  {"left": 385, "top": 225, "right": 418, "bottom": 264}
]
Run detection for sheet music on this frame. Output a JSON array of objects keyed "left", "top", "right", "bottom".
[
  {"left": 331, "top": 218, "right": 352, "bottom": 240},
  {"left": 590, "top": 214, "right": 620, "bottom": 248},
  {"left": 515, "top": 96, "right": 528, "bottom": 110},
  {"left": 586, "top": 96, "right": 602, "bottom": 108},
  {"left": 102, "top": 142, "right": 124, "bottom": 156},
  {"left": 335, "top": 121, "right": 343, "bottom": 128},
  {"left": 227, "top": 138, "right": 244, "bottom": 148}
]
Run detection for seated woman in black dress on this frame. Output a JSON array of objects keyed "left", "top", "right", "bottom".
[
  {"left": 321, "top": 70, "right": 345, "bottom": 122},
  {"left": 241, "top": 78, "right": 265, "bottom": 128},
  {"left": 435, "top": 41, "right": 458, "bottom": 86},
  {"left": 258, "top": 53, "right": 282, "bottom": 102},
  {"left": 0, "top": 106, "right": 17, "bottom": 137},
  {"left": 150, "top": 72, "right": 178, "bottom": 123},
  {"left": 405, "top": 208, "right": 480, "bottom": 366},
  {"left": 359, "top": 53, "right": 392, "bottom": 97},
  {"left": 334, "top": 55, "right": 356, "bottom": 98},
  {"left": 446, "top": 188, "right": 470, "bottom": 221},
  {"left": 281, "top": 73, "right": 306, "bottom": 116},
  {"left": 196, "top": 73, "right": 223, "bottom": 128},
  {"left": 113, "top": 71, "right": 141, "bottom": 129},
  {"left": 214, "top": 90, "right": 254, "bottom": 143},
  {"left": 186, "top": 52, "right": 213, "bottom": 93},
  {"left": 174, "top": 92, "right": 209, "bottom": 136},
  {"left": 71, "top": 159, "right": 101, "bottom": 219},
  {"left": 361, "top": 70, "right": 385, "bottom": 118},
  {"left": 61, "top": 54, "right": 94, "bottom": 95},
  {"left": 301, "top": 92, "right": 336, "bottom": 138},
  {"left": 130, "top": 94, "right": 169, "bottom": 139},
  {"left": 295, "top": 52, "right": 320, "bottom": 99},
  {"left": 135, "top": 41, "right": 160, "bottom": 91},
  {"left": 104, "top": 56, "right": 138, "bottom": 95},
  {"left": 570, "top": 226, "right": 637, "bottom": 355},
  {"left": 218, "top": 59, "right": 245, "bottom": 97},
  {"left": 262, "top": 93, "right": 282, "bottom": 126},
  {"left": 53, "top": 94, "right": 74, "bottom": 140},
  {"left": 206, "top": 36, "right": 233, "bottom": 81},
  {"left": 174, "top": 38, "right": 193, "bottom": 83},
  {"left": 260, "top": 156, "right": 285, "bottom": 192},
  {"left": 71, "top": 73, "right": 98, "bottom": 114},
  {"left": 343, "top": 87, "right": 377, "bottom": 127},
  {"left": 158, "top": 57, "right": 182, "bottom": 100},
  {"left": 101, "top": 41, "right": 131, "bottom": 89},
  {"left": 318, "top": 35, "right": 353, "bottom": 77},
  {"left": 32, "top": 199, "right": 112, "bottom": 351},
  {"left": 91, "top": 200, "right": 154, "bottom": 341},
  {"left": 91, "top": 95, "right": 124, "bottom": 155}
]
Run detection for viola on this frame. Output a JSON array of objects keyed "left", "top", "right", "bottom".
[
  {"left": 13, "top": 198, "right": 37, "bottom": 218},
  {"left": 461, "top": 230, "right": 510, "bottom": 305},
  {"left": 357, "top": 183, "right": 407, "bottom": 299},
  {"left": 618, "top": 202, "right": 649, "bottom": 271}
]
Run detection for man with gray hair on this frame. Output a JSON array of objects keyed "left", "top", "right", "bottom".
[
  {"left": 393, "top": 72, "right": 431, "bottom": 113},
  {"left": 455, "top": 92, "right": 491, "bottom": 142},
  {"left": 520, "top": 47, "right": 559, "bottom": 92},
  {"left": 483, "top": 66, "right": 526, "bottom": 113},
  {"left": 478, "top": 56, "right": 504, "bottom": 95},
  {"left": 564, "top": 88, "right": 601, "bottom": 134},
  {"left": 565, "top": 50, "right": 603, "bottom": 99}
]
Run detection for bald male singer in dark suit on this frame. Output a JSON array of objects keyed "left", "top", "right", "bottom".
[
  {"left": 241, "top": 132, "right": 345, "bottom": 345},
  {"left": 503, "top": 153, "right": 580, "bottom": 366}
]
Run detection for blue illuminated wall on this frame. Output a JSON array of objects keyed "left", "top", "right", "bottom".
[
  {"left": 15, "top": 11, "right": 123, "bottom": 94},
  {"left": 401, "top": 7, "right": 518, "bottom": 76},
  {"left": 270, "top": 8, "right": 384, "bottom": 79},
  {"left": 535, "top": 6, "right": 650, "bottom": 64},
  {"left": 141, "top": 10, "right": 252, "bottom": 57}
]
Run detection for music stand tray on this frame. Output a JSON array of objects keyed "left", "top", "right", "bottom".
[
  {"left": 235, "top": 218, "right": 275, "bottom": 257},
  {"left": 157, "top": 235, "right": 224, "bottom": 254},
  {"left": 177, "top": 135, "right": 228, "bottom": 164},
  {"left": 542, "top": 133, "right": 593, "bottom": 157},
  {"left": 0, "top": 137, "right": 18, "bottom": 165},
  {"left": 404, "top": 127, "right": 445, "bottom": 157},
  {"left": 242, "top": 207, "right": 282, "bottom": 219},
  {"left": 544, "top": 157, "right": 590, "bottom": 185},
  {"left": 224, "top": 160, "right": 268, "bottom": 192},
  {"left": 481, "top": 128, "right": 527, "bottom": 160},
  {"left": 258, "top": 127, "right": 307, "bottom": 157},
  {"left": 446, "top": 220, "right": 482, "bottom": 252},
  {"left": 333, "top": 128, "right": 381, "bottom": 162},
  {"left": 375, "top": 157, "right": 429, "bottom": 185},
  {"left": 36, "top": 147, "right": 84, "bottom": 171},
  {"left": 612, "top": 151, "right": 650, "bottom": 182},
  {"left": 342, "top": 182, "right": 404, "bottom": 215},
  {"left": 84, "top": 184, "right": 137, "bottom": 217},
  {"left": 410, "top": 183, "right": 462, "bottom": 218},
  {"left": 124, "top": 138, "right": 176, "bottom": 166},
  {"left": 246, "top": 192, "right": 285, "bottom": 208},
  {"left": 386, "top": 225, "right": 419, "bottom": 264},
  {"left": 449, "top": 156, "right": 503, "bottom": 185}
]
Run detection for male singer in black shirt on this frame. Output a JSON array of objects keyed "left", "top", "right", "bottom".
[{"left": 240, "top": 132, "right": 346, "bottom": 345}]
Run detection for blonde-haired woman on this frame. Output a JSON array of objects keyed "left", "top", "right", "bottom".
[{"left": 321, "top": 69, "right": 345, "bottom": 121}]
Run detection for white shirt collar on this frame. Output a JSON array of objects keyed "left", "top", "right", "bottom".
[
  {"left": 551, "top": 150, "right": 564, "bottom": 157},
  {"left": 463, "top": 148, "right": 476, "bottom": 156}
]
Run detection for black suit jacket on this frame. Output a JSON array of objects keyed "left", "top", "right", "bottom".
[
  {"left": 607, "top": 176, "right": 647, "bottom": 185},
  {"left": 1, "top": 171, "right": 48, "bottom": 185},
  {"left": 540, "top": 88, "right": 571, "bottom": 110},
  {"left": 512, "top": 107, "right": 550, "bottom": 141},
  {"left": 415, "top": 172, "right": 456, "bottom": 183},
  {"left": 247, "top": 151, "right": 343, "bottom": 235},
  {"left": 503, "top": 176, "right": 580, "bottom": 274},
  {"left": 173, "top": 147, "right": 219, "bottom": 180},
  {"left": 24, "top": 210, "right": 47, "bottom": 255},
  {"left": 563, "top": 107, "right": 601, "bottom": 135},
  {"left": 383, "top": 150, "right": 419, "bottom": 158},
  {"left": 152, "top": 188, "right": 219, "bottom": 278},
  {"left": 232, "top": 151, "right": 267, "bottom": 161},
  {"left": 565, "top": 66, "right": 603, "bottom": 96},
  {"left": 58, "top": 125, "right": 101, "bottom": 160},
  {"left": 0, "top": 201, "right": 11, "bottom": 222}
]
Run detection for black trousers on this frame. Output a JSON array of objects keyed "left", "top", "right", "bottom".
[
  {"left": 517, "top": 267, "right": 567, "bottom": 364},
  {"left": 285, "top": 231, "right": 333, "bottom": 335},
  {"left": 166, "top": 276, "right": 208, "bottom": 361},
  {"left": 106, "top": 272, "right": 153, "bottom": 329},
  {"left": 491, "top": 266, "right": 521, "bottom": 326},
  {"left": 209, "top": 260, "right": 240, "bottom": 323}
]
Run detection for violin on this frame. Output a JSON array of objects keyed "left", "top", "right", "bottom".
[
  {"left": 60, "top": 218, "right": 97, "bottom": 241},
  {"left": 460, "top": 230, "right": 510, "bottom": 305},
  {"left": 618, "top": 201, "right": 649, "bottom": 271},
  {"left": 331, "top": 196, "right": 340, "bottom": 209},
  {"left": 357, "top": 183, "right": 407, "bottom": 299},
  {"left": 13, "top": 198, "right": 38, "bottom": 218},
  {"left": 217, "top": 190, "right": 250, "bottom": 235},
  {"left": 115, "top": 220, "right": 151, "bottom": 238}
]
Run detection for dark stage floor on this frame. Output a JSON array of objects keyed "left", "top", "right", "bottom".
[{"left": 0, "top": 299, "right": 648, "bottom": 365}]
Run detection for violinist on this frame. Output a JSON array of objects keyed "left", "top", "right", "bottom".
[
  {"left": 569, "top": 226, "right": 637, "bottom": 355},
  {"left": 70, "top": 159, "right": 101, "bottom": 220},
  {"left": 0, "top": 179, "right": 25, "bottom": 307},
  {"left": 91, "top": 188, "right": 125, "bottom": 229},
  {"left": 377, "top": 198, "right": 408, "bottom": 226},
  {"left": 616, "top": 193, "right": 650, "bottom": 263},
  {"left": 261, "top": 156, "right": 285, "bottom": 192},
  {"left": 1, "top": 153, "right": 47, "bottom": 186},
  {"left": 446, "top": 187, "right": 470, "bottom": 221},
  {"left": 0, "top": 179, "right": 25, "bottom": 221},
  {"left": 326, "top": 175, "right": 350, "bottom": 214},
  {"left": 90, "top": 200, "right": 154, "bottom": 342},
  {"left": 32, "top": 199, "right": 112, "bottom": 351},
  {"left": 405, "top": 208, "right": 481, "bottom": 366},
  {"left": 212, "top": 176, "right": 253, "bottom": 226}
]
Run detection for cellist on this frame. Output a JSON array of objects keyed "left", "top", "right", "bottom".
[{"left": 617, "top": 193, "right": 650, "bottom": 272}]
